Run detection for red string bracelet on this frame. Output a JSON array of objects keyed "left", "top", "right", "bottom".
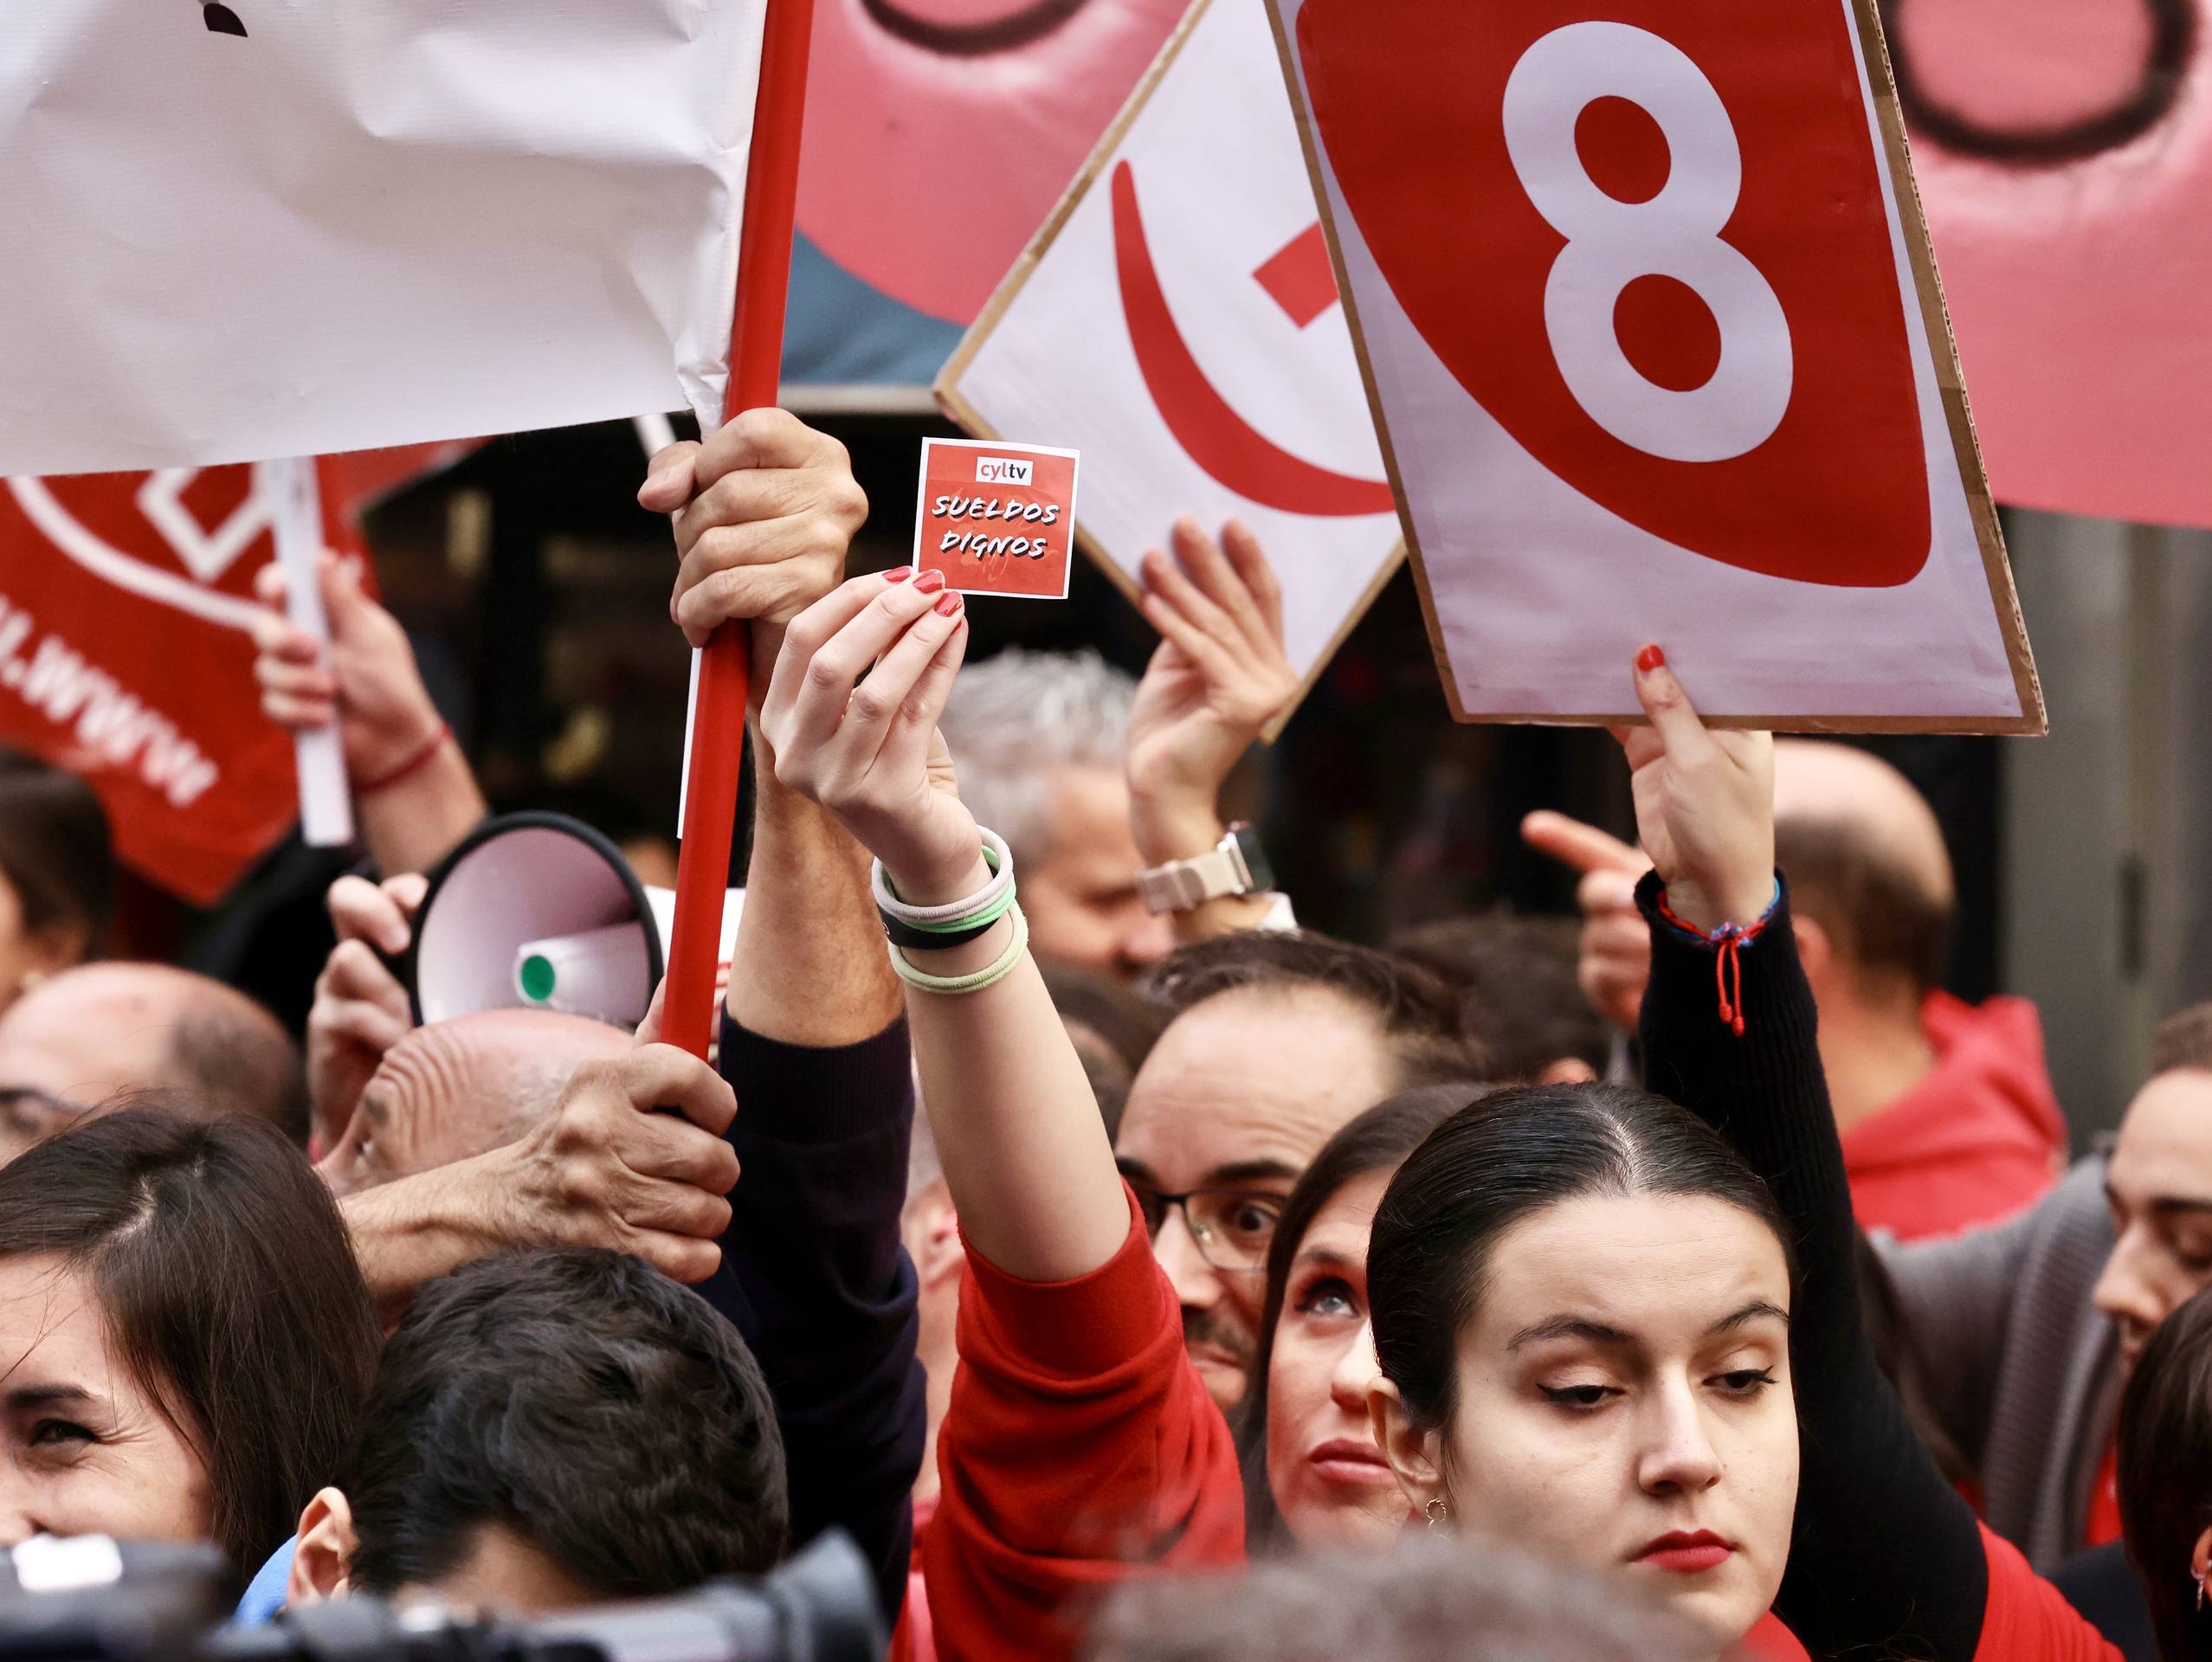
[{"left": 358, "top": 721, "right": 450, "bottom": 796}]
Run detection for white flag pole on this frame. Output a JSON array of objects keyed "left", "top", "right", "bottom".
[
  {"left": 634, "top": 414, "right": 699, "bottom": 825},
  {"left": 264, "top": 458, "right": 356, "bottom": 848}
]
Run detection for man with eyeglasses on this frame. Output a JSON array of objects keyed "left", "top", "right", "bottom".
[{"left": 1113, "top": 932, "right": 1492, "bottom": 1410}]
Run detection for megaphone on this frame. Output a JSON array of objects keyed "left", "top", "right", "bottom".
[{"left": 408, "top": 812, "right": 742, "bottom": 1030}]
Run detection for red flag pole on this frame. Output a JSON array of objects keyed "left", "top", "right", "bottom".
[{"left": 661, "top": 0, "right": 816, "bottom": 1060}]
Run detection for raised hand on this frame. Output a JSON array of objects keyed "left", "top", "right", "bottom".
[
  {"left": 306, "top": 872, "right": 426, "bottom": 1153},
  {"left": 757, "top": 571, "right": 976, "bottom": 901},
  {"left": 252, "top": 555, "right": 442, "bottom": 781},
  {"left": 1521, "top": 809, "right": 1652, "bottom": 1034},
  {"left": 1125, "top": 517, "right": 1297, "bottom": 861},
  {"left": 487, "top": 1043, "right": 740, "bottom": 1285},
  {"left": 1616, "top": 646, "right": 1775, "bottom": 935},
  {"left": 637, "top": 408, "right": 869, "bottom": 672}
]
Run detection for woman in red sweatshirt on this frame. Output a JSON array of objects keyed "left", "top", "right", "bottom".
[{"left": 762, "top": 585, "right": 2138, "bottom": 1661}]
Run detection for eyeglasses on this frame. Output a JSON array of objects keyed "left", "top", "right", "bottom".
[
  {"left": 1125, "top": 1181, "right": 1286, "bottom": 1274},
  {"left": 0, "top": 1085, "right": 84, "bottom": 1143}
]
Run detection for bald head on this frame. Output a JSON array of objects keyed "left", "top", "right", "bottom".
[
  {"left": 0, "top": 963, "right": 302, "bottom": 1164},
  {"left": 1772, "top": 741, "right": 1955, "bottom": 1000},
  {"left": 318, "top": 1008, "right": 631, "bottom": 1196}
]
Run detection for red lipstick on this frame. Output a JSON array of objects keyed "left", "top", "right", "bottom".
[{"left": 1634, "top": 1530, "right": 1734, "bottom": 1573}]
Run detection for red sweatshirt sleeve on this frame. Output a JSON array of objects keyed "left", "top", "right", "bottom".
[
  {"left": 1975, "top": 1526, "right": 2125, "bottom": 1662},
  {"left": 906, "top": 1185, "right": 1247, "bottom": 1662}
]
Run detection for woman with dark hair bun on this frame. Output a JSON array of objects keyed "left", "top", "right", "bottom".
[
  {"left": 0, "top": 748, "right": 112, "bottom": 1009},
  {"left": 1365, "top": 1077, "right": 1802, "bottom": 1654},
  {"left": 0, "top": 1104, "right": 381, "bottom": 1578},
  {"left": 1358, "top": 647, "right": 2118, "bottom": 1660}
]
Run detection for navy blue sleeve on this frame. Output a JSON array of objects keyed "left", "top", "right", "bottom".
[{"left": 702, "top": 1009, "right": 926, "bottom": 1627}]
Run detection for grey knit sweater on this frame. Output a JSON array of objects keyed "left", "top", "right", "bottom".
[{"left": 1872, "top": 1155, "right": 2119, "bottom": 1571}]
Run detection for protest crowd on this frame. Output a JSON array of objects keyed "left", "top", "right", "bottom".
[
  {"left": 0, "top": 399, "right": 2198, "bottom": 1662},
  {"left": 5, "top": 1, "right": 2212, "bottom": 1659}
]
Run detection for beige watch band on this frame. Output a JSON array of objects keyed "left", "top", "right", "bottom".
[{"left": 1138, "top": 832, "right": 1255, "bottom": 914}]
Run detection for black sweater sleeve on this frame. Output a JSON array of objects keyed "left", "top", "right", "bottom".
[
  {"left": 1637, "top": 874, "right": 1988, "bottom": 1660},
  {"left": 700, "top": 1010, "right": 928, "bottom": 1628}
]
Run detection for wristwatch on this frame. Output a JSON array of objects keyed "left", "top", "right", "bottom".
[{"left": 1138, "top": 822, "right": 1275, "bottom": 915}]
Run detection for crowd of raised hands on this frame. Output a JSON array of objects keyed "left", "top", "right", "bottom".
[{"left": 2, "top": 405, "right": 2201, "bottom": 1662}]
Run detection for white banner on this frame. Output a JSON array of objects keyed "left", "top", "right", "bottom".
[
  {"left": 938, "top": 0, "right": 1402, "bottom": 713},
  {"left": 0, "top": 1, "right": 764, "bottom": 476}
]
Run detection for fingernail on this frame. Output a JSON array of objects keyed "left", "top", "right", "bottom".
[
  {"left": 1635, "top": 643, "right": 1666, "bottom": 673},
  {"left": 913, "top": 569, "right": 947, "bottom": 595},
  {"left": 934, "top": 590, "right": 964, "bottom": 617},
  {"left": 881, "top": 565, "right": 913, "bottom": 583},
  {"left": 644, "top": 462, "right": 684, "bottom": 495}
]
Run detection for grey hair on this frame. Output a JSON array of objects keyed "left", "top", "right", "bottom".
[
  {"left": 1081, "top": 1536, "right": 1699, "bottom": 1662},
  {"left": 938, "top": 648, "right": 1136, "bottom": 865}
]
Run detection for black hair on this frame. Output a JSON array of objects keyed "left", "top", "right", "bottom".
[
  {"left": 0, "top": 748, "right": 113, "bottom": 961},
  {"left": 2118, "top": 1283, "right": 2212, "bottom": 1662},
  {"left": 1390, "top": 911, "right": 1613, "bottom": 1080},
  {"left": 1143, "top": 931, "right": 1493, "bottom": 1088},
  {"left": 340, "top": 1247, "right": 789, "bottom": 1601},
  {"left": 0, "top": 1105, "right": 380, "bottom": 1576},
  {"left": 1370, "top": 1082, "right": 1796, "bottom": 1433},
  {"left": 1237, "top": 1084, "right": 1484, "bottom": 1549}
]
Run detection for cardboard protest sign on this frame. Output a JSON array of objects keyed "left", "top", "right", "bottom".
[
  {"left": 0, "top": 448, "right": 465, "bottom": 902},
  {"left": 912, "top": 440, "right": 1080, "bottom": 601},
  {"left": 938, "top": 0, "right": 1403, "bottom": 730},
  {"left": 0, "top": 3, "right": 765, "bottom": 476},
  {"left": 1270, "top": 0, "right": 2044, "bottom": 733},
  {"left": 1885, "top": 0, "right": 2212, "bottom": 530}
]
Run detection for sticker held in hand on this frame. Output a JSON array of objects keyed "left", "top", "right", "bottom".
[{"left": 913, "top": 438, "right": 1080, "bottom": 601}]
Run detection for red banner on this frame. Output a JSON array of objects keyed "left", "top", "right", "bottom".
[{"left": 0, "top": 445, "right": 472, "bottom": 904}]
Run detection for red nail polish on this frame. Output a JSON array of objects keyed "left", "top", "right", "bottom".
[
  {"left": 881, "top": 565, "right": 913, "bottom": 583},
  {"left": 913, "top": 569, "right": 947, "bottom": 594},
  {"left": 935, "top": 590, "right": 964, "bottom": 617},
  {"left": 1635, "top": 643, "right": 1667, "bottom": 673}
]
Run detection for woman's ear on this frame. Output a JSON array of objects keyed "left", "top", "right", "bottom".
[
  {"left": 1368, "top": 1376, "right": 1446, "bottom": 1515},
  {"left": 2191, "top": 1525, "right": 2212, "bottom": 1606},
  {"left": 287, "top": 1487, "right": 358, "bottom": 1607}
]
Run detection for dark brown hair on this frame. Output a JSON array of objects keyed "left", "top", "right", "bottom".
[
  {"left": 1774, "top": 817, "right": 1952, "bottom": 999},
  {"left": 2118, "top": 1283, "right": 2212, "bottom": 1662},
  {"left": 341, "top": 1248, "right": 787, "bottom": 1598},
  {"left": 1391, "top": 911, "right": 1612, "bottom": 1080},
  {"left": 0, "top": 1104, "right": 381, "bottom": 1575},
  {"left": 1237, "top": 1084, "right": 1483, "bottom": 1548},
  {"left": 1143, "top": 931, "right": 1493, "bottom": 1088},
  {"left": 0, "top": 748, "right": 113, "bottom": 960},
  {"left": 1370, "top": 1083, "right": 1795, "bottom": 1433},
  {"left": 2151, "top": 1002, "right": 2212, "bottom": 1078}
]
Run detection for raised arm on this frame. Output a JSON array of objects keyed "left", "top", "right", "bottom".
[
  {"left": 757, "top": 570, "right": 1127, "bottom": 1284},
  {"left": 640, "top": 409, "right": 922, "bottom": 1619},
  {"left": 1617, "top": 649, "right": 1989, "bottom": 1660},
  {"left": 252, "top": 556, "right": 487, "bottom": 875},
  {"left": 1125, "top": 518, "right": 1298, "bottom": 942}
]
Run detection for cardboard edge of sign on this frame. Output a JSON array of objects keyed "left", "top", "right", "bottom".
[
  {"left": 1261, "top": 0, "right": 2048, "bottom": 739},
  {"left": 932, "top": 0, "right": 1408, "bottom": 746}
]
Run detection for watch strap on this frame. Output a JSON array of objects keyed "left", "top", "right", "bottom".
[{"left": 1138, "top": 833, "right": 1257, "bottom": 915}]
